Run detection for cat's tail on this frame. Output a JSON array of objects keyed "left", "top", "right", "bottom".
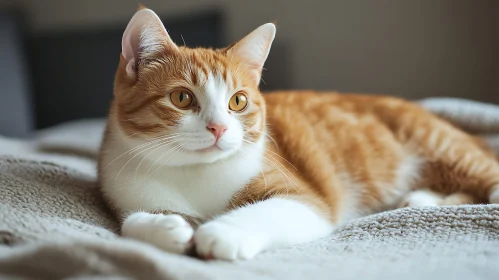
[{"left": 418, "top": 97, "right": 499, "bottom": 157}]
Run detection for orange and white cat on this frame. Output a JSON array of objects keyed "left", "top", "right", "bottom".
[{"left": 99, "top": 7, "right": 499, "bottom": 261}]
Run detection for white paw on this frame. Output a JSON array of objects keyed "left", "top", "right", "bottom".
[
  {"left": 490, "top": 185, "right": 499, "bottom": 204},
  {"left": 122, "top": 212, "right": 194, "bottom": 254},
  {"left": 399, "top": 190, "right": 443, "bottom": 208},
  {"left": 194, "top": 221, "right": 264, "bottom": 261}
]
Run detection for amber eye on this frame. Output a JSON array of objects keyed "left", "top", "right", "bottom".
[
  {"left": 229, "top": 92, "right": 248, "bottom": 112},
  {"left": 170, "top": 89, "right": 194, "bottom": 109}
]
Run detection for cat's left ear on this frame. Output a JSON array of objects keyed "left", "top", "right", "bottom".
[{"left": 227, "top": 23, "right": 276, "bottom": 85}]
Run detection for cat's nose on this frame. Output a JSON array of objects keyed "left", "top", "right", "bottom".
[{"left": 206, "top": 122, "right": 228, "bottom": 140}]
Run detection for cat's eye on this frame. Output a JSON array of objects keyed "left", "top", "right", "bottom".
[
  {"left": 170, "top": 89, "right": 194, "bottom": 109},
  {"left": 229, "top": 92, "right": 248, "bottom": 112}
]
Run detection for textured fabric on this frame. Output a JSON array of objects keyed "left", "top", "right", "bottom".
[
  {"left": 1, "top": 97, "right": 499, "bottom": 279},
  {"left": 419, "top": 97, "right": 499, "bottom": 134}
]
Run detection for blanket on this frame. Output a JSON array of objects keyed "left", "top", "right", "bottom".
[{"left": 1, "top": 98, "right": 499, "bottom": 280}]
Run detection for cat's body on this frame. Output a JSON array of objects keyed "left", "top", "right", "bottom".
[{"left": 99, "top": 7, "right": 499, "bottom": 260}]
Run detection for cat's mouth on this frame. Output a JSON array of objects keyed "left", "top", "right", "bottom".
[{"left": 195, "top": 144, "right": 222, "bottom": 153}]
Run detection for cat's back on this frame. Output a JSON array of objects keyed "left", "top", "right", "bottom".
[
  {"left": 263, "top": 90, "right": 421, "bottom": 134},
  {"left": 264, "top": 90, "right": 414, "bottom": 113},
  {"left": 263, "top": 90, "right": 419, "bottom": 163}
]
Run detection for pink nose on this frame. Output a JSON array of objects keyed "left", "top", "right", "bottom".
[{"left": 206, "top": 123, "right": 228, "bottom": 140}]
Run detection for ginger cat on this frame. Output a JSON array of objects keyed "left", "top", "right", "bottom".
[{"left": 98, "top": 7, "right": 499, "bottom": 261}]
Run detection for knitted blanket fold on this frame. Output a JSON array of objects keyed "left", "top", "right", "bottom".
[{"left": 1, "top": 98, "right": 499, "bottom": 280}]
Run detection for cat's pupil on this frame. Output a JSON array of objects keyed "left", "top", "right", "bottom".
[
  {"left": 236, "top": 96, "right": 239, "bottom": 105},
  {"left": 179, "top": 92, "right": 184, "bottom": 102}
]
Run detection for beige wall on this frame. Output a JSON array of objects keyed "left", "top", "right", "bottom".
[{"left": 3, "top": 0, "right": 498, "bottom": 103}]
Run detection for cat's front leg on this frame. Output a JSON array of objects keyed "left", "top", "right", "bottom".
[
  {"left": 122, "top": 211, "right": 199, "bottom": 254},
  {"left": 194, "top": 197, "right": 334, "bottom": 260}
]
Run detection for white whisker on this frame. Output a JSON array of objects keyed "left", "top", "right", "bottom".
[
  {"left": 100, "top": 134, "right": 183, "bottom": 173},
  {"left": 263, "top": 155, "right": 300, "bottom": 194},
  {"left": 266, "top": 149, "right": 298, "bottom": 171},
  {"left": 114, "top": 135, "right": 184, "bottom": 180},
  {"left": 262, "top": 132, "right": 279, "bottom": 150},
  {"left": 133, "top": 137, "right": 184, "bottom": 183},
  {"left": 265, "top": 153, "right": 301, "bottom": 183},
  {"left": 263, "top": 156, "right": 290, "bottom": 191},
  {"left": 147, "top": 144, "right": 185, "bottom": 177}
]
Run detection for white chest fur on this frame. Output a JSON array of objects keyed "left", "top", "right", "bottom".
[{"left": 100, "top": 132, "right": 264, "bottom": 219}]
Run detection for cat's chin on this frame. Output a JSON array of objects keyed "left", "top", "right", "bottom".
[{"left": 168, "top": 147, "right": 239, "bottom": 166}]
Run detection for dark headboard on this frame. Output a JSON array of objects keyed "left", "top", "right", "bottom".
[{"left": 0, "top": 10, "right": 33, "bottom": 137}]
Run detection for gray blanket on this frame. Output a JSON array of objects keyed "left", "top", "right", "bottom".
[{"left": 1, "top": 98, "right": 499, "bottom": 280}]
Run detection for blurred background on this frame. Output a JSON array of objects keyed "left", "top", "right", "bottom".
[{"left": 0, "top": 0, "right": 498, "bottom": 137}]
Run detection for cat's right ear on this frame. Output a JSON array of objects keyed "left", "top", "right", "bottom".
[{"left": 121, "top": 7, "right": 179, "bottom": 77}]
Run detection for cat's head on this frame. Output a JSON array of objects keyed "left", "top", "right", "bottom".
[{"left": 112, "top": 7, "right": 275, "bottom": 166}]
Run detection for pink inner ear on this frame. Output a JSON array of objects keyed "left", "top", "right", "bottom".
[
  {"left": 122, "top": 11, "right": 145, "bottom": 63},
  {"left": 122, "top": 17, "right": 145, "bottom": 76},
  {"left": 122, "top": 30, "right": 137, "bottom": 62}
]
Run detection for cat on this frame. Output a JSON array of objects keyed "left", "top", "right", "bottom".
[{"left": 98, "top": 6, "right": 499, "bottom": 261}]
